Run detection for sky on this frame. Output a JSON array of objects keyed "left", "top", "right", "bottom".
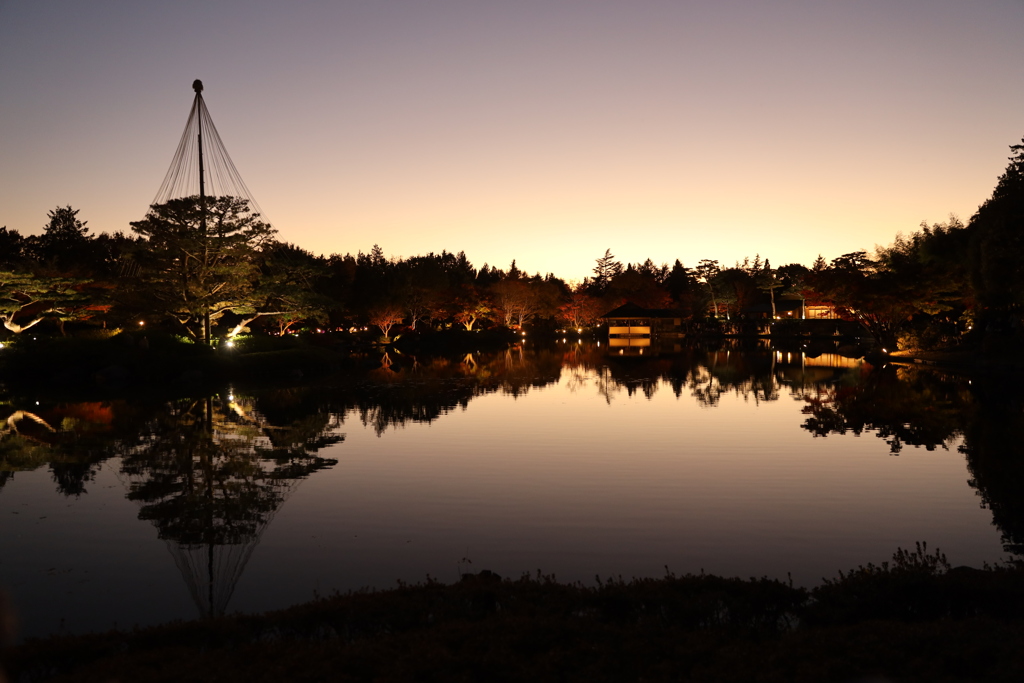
[{"left": 1, "top": 0, "right": 1022, "bottom": 281}]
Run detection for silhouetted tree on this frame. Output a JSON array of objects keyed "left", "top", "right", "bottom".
[
  {"left": 694, "top": 259, "right": 721, "bottom": 318},
  {"left": 591, "top": 249, "right": 623, "bottom": 294},
  {"left": 0, "top": 227, "right": 26, "bottom": 270},
  {"left": 606, "top": 265, "right": 672, "bottom": 309},
  {"left": 29, "top": 206, "right": 94, "bottom": 273},
  {"left": 756, "top": 259, "right": 784, "bottom": 318},
  {"left": 558, "top": 282, "right": 605, "bottom": 328},
  {"left": 129, "top": 195, "right": 276, "bottom": 343},
  {"left": 236, "top": 241, "right": 332, "bottom": 336},
  {"left": 968, "top": 138, "right": 1024, "bottom": 350}
]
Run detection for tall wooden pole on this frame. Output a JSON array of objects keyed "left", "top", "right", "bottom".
[{"left": 193, "top": 79, "right": 212, "bottom": 344}]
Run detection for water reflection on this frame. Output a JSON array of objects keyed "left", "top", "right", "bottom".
[
  {"left": 115, "top": 395, "right": 340, "bottom": 616},
  {"left": 3, "top": 341, "right": 1024, "bottom": 623},
  {"left": 559, "top": 341, "right": 862, "bottom": 406},
  {"left": 961, "top": 377, "right": 1024, "bottom": 554},
  {"left": 800, "top": 366, "right": 969, "bottom": 453},
  {"left": 1, "top": 393, "right": 342, "bottom": 617}
]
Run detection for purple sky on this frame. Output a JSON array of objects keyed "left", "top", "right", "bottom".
[{"left": 1, "top": 0, "right": 1022, "bottom": 280}]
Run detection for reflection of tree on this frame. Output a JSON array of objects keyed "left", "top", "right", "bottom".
[
  {"left": 792, "top": 363, "right": 1024, "bottom": 557},
  {"left": 961, "top": 378, "right": 1024, "bottom": 554},
  {"left": 0, "top": 424, "right": 52, "bottom": 493},
  {"left": 12, "top": 342, "right": 1024, "bottom": 587},
  {"left": 1, "top": 404, "right": 118, "bottom": 496},
  {"left": 317, "top": 347, "right": 565, "bottom": 436},
  {"left": 117, "top": 394, "right": 340, "bottom": 617},
  {"left": 572, "top": 346, "right": 787, "bottom": 407},
  {"left": 800, "top": 367, "right": 968, "bottom": 454},
  {"left": 689, "top": 366, "right": 728, "bottom": 407}
]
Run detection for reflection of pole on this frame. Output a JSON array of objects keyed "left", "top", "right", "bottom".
[
  {"left": 208, "top": 543, "right": 215, "bottom": 617},
  {"left": 202, "top": 396, "right": 215, "bottom": 617}
]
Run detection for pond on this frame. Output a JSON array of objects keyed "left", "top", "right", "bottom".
[{"left": 1, "top": 341, "right": 1019, "bottom": 639}]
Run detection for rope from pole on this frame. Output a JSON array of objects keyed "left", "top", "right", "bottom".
[{"left": 150, "top": 80, "right": 268, "bottom": 224}]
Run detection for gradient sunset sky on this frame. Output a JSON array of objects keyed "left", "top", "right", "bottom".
[{"left": 1, "top": 0, "right": 1022, "bottom": 281}]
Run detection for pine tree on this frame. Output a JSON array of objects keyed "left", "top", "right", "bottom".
[
  {"left": 969, "top": 138, "right": 1024, "bottom": 338},
  {"left": 592, "top": 249, "right": 622, "bottom": 293},
  {"left": 129, "top": 195, "right": 275, "bottom": 343}
]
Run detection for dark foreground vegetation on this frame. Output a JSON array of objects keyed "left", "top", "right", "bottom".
[{"left": 4, "top": 545, "right": 1024, "bottom": 682}]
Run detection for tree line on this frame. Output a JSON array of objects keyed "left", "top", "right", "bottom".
[{"left": 2, "top": 138, "right": 1023, "bottom": 352}]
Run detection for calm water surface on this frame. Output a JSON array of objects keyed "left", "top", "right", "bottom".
[{"left": 1, "top": 342, "right": 1019, "bottom": 638}]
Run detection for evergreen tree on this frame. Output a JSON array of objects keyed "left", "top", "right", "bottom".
[
  {"left": 129, "top": 195, "right": 275, "bottom": 343},
  {"left": 591, "top": 249, "right": 623, "bottom": 293},
  {"left": 31, "top": 206, "right": 95, "bottom": 273},
  {"left": 969, "top": 138, "right": 1024, "bottom": 342}
]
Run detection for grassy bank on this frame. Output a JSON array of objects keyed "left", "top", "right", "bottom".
[{"left": 5, "top": 546, "right": 1024, "bottom": 682}]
